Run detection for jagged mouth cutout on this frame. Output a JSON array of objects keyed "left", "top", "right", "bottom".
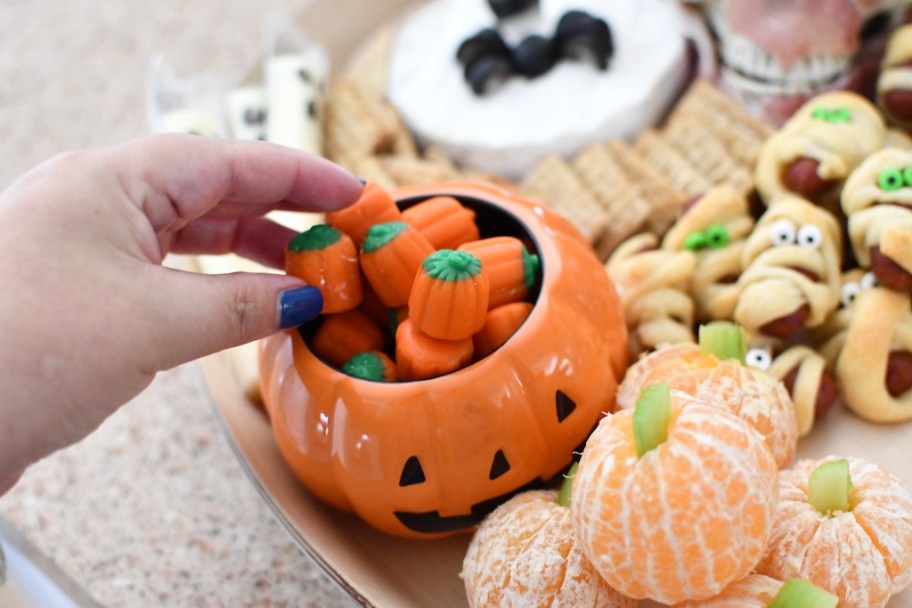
[{"left": 703, "top": 7, "right": 897, "bottom": 94}]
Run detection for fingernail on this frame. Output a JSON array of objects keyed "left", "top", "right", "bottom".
[{"left": 278, "top": 286, "right": 323, "bottom": 328}]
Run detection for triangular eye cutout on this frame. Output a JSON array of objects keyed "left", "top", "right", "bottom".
[
  {"left": 399, "top": 456, "right": 426, "bottom": 486},
  {"left": 489, "top": 449, "right": 511, "bottom": 480},
  {"left": 556, "top": 390, "right": 577, "bottom": 422}
]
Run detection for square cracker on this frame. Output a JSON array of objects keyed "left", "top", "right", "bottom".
[{"left": 521, "top": 154, "right": 609, "bottom": 245}]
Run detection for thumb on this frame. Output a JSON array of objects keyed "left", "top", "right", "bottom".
[{"left": 143, "top": 267, "right": 323, "bottom": 371}]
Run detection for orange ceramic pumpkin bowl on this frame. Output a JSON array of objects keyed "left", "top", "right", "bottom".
[{"left": 258, "top": 181, "right": 629, "bottom": 539}]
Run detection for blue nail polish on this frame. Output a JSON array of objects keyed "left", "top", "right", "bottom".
[{"left": 278, "top": 286, "right": 323, "bottom": 328}]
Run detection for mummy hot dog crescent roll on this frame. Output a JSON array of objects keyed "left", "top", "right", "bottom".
[
  {"left": 841, "top": 147, "right": 912, "bottom": 291},
  {"left": 835, "top": 285, "right": 912, "bottom": 423},
  {"left": 661, "top": 185, "right": 754, "bottom": 322},
  {"left": 734, "top": 195, "right": 842, "bottom": 339},
  {"left": 744, "top": 333, "right": 837, "bottom": 438},
  {"left": 605, "top": 232, "right": 696, "bottom": 358},
  {"left": 877, "top": 23, "right": 912, "bottom": 131},
  {"left": 812, "top": 268, "right": 879, "bottom": 367},
  {"left": 754, "top": 91, "right": 887, "bottom": 210}
]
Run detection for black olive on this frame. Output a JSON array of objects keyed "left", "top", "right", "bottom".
[
  {"left": 465, "top": 54, "right": 514, "bottom": 96},
  {"left": 555, "top": 10, "right": 613, "bottom": 70},
  {"left": 456, "top": 28, "right": 510, "bottom": 68},
  {"left": 488, "top": 0, "right": 538, "bottom": 19},
  {"left": 243, "top": 107, "right": 266, "bottom": 125},
  {"left": 511, "top": 34, "right": 557, "bottom": 78}
]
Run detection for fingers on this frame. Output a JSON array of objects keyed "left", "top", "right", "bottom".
[
  {"left": 169, "top": 216, "right": 297, "bottom": 269},
  {"left": 143, "top": 267, "right": 323, "bottom": 370},
  {"left": 108, "top": 134, "right": 363, "bottom": 230}
]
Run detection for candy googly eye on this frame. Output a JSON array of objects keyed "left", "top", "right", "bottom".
[
  {"left": 840, "top": 281, "right": 861, "bottom": 307},
  {"left": 745, "top": 347, "right": 772, "bottom": 371},
  {"left": 903, "top": 167, "right": 912, "bottom": 188},
  {"left": 811, "top": 107, "right": 830, "bottom": 121},
  {"left": 878, "top": 168, "right": 904, "bottom": 192},
  {"left": 769, "top": 220, "right": 796, "bottom": 246},
  {"left": 860, "top": 271, "right": 879, "bottom": 290},
  {"left": 684, "top": 231, "right": 707, "bottom": 251},
  {"left": 705, "top": 224, "right": 730, "bottom": 249},
  {"left": 796, "top": 224, "right": 823, "bottom": 249}
]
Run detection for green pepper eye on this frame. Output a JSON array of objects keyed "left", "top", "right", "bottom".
[
  {"left": 684, "top": 231, "right": 707, "bottom": 251},
  {"left": 811, "top": 106, "right": 852, "bottom": 123},
  {"left": 902, "top": 166, "right": 912, "bottom": 187},
  {"left": 879, "top": 168, "right": 904, "bottom": 192},
  {"left": 704, "top": 224, "right": 730, "bottom": 249},
  {"left": 811, "top": 107, "right": 830, "bottom": 120},
  {"left": 830, "top": 107, "right": 852, "bottom": 123}
]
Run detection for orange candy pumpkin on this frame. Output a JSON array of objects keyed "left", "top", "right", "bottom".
[
  {"left": 756, "top": 456, "right": 912, "bottom": 608},
  {"left": 401, "top": 195, "right": 480, "bottom": 250},
  {"left": 408, "top": 249, "right": 489, "bottom": 341},
  {"left": 309, "top": 309, "right": 385, "bottom": 368},
  {"left": 395, "top": 319, "right": 474, "bottom": 381},
  {"left": 473, "top": 301, "right": 533, "bottom": 359},
  {"left": 462, "top": 488, "right": 636, "bottom": 608},
  {"left": 326, "top": 180, "right": 402, "bottom": 246},
  {"left": 459, "top": 236, "right": 540, "bottom": 309},
  {"left": 360, "top": 221, "right": 435, "bottom": 308},
  {"left": 572, "top": 384, "right": 778, "bottom": 604},
  {"left": 259, "top": 182, "right": 629, "bottom": 538},
  {"left": 285, "top": 224, "right": 362, "bottom": 314}
]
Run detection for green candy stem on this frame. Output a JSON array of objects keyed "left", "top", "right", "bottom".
[
  {"left": 423, "top": 249, "right": 482, "bottom": 281},
  {"left": 698, "top": 322, "right": 746, "bottom": 363},
  {"left": 341, "top": 352, "right": 387, "bottom": 382},
  {"left": 633, "top": 382, "right": 673, "bottom": 458},
  {"left": 362, "top": 221, "right": 408, "bottom": 253},
  {"left": 808, "top": 459, "right": 854, "bottom": 515},
  {"left": 521, "top": 245, "right": 541, "bottom": 290},
  {"left": 556, "top": 462, "right": 578, "bottom": 508},
  {"left": 768, "top": 578, "right": 838, "bottom": 608},
  {"left": 287, "top": 224, "right": 341, "bottom": 252}
]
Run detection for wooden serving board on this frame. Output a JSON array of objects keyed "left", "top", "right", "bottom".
[
  {"left": 201, "top": 0, "right": 912, "bottom": 605},
  {"left": 201, "top": 349, "right": 912, "bottom": 608}
]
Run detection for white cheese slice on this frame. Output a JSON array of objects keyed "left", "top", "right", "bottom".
[
  {"left": 225, "top": 86, "right": 268, "bottom": 141},
  {"left": 387, "top": 0, "right": 692, "bottom": 179}
]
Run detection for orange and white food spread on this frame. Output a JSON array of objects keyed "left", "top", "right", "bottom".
[{"left": 386, "top": 0, "right": 696, "bottom": 179}]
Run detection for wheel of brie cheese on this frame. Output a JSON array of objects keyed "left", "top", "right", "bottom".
[{"left": 386, "top": 0, "right": 698, "bottom": 179}]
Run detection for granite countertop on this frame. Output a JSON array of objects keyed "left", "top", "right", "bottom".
[
  {"left": 0, "top": 0, "right": 363, "bottom": 605},
  {"left": 0, "top": 364, "right": 357, "bottom": 607}
]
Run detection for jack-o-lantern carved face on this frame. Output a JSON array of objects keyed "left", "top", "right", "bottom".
[{"left": 258, "top": 182, "right": 629, "bottom": 538}]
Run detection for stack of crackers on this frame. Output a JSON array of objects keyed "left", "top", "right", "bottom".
[
  {"left": 326, "top": 29, "right": 773, "bottom": 262},
  {"left": 521, "top": 80, "right": 772, "bottom": 259}
]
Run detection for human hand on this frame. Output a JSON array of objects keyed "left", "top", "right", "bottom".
[{"left": 0, "top": 134, "right": 363, "bottom": 491}]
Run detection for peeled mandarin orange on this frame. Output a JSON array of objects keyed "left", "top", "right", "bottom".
[
  {"left": 674, "top": 574, "right": 838, "bottom": 607},
  {"left": 461, "top": 489, "right": 636, "bottom": 608},
  {"left": 572, "top": 386, "right": 779, "bottom": 605},
  {"left": 673, "top": 574, "right": 780, "bottom": 607},
  {"left": 616, "top": 341, "right": 798, "bottom": 468},
  {"left": 756, "top": 456, "right": 912, "bottom": 608}
]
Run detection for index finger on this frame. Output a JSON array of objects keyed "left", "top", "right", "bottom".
[{"left": 109, "top": 134, "right": 363, "bottom": 231}]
